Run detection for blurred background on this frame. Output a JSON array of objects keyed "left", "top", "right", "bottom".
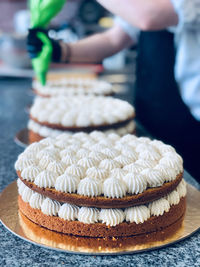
[{"left": 0, "top": 0, "right": 136, "bottom": 85}]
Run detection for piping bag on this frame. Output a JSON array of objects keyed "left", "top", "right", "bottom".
[{"left": 29, "top": 0, "right": 66, "bottom": 85}]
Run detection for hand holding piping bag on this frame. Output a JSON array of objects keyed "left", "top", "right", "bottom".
[{"left": 29, "top": 0, "right": 66, "bottom": 85}]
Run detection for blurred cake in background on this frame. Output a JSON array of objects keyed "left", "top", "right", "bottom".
[
  {"left": 32, "top": 72, "right": 115, "bottom": 97},
  {"left": 28, "top": 96, "right": 135, "bottom": 143}
]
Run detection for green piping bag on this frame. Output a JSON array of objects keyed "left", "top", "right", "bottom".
[{"left": 29, "top": 0, "right": 66, "bottom": 85}]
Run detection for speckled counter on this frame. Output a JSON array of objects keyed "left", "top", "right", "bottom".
[{"left": 0, "top": 77, "right": 200, "bottom": 267}]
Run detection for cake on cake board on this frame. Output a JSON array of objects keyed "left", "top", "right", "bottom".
[{"left": 0, "top": 180, "right": 199, "bottom": 254}]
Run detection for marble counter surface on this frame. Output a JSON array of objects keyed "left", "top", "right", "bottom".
[{"left": 0, "top": 77, "right": 199, "bottom": 267}]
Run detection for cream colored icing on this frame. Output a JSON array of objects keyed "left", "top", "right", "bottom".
[
  {"left": 17, "top": 178, "right": 26, "bottom": 195},
  {"left": 114, "top": 155, "right": 132, "bottom": 167},
  {"left": 159, "top": 153, "right": 183, "bottom": 173},
  {"left": 15, "top": 157, "right": 36, "bottom": 171},
  {"left": 126, "top": 140, "right": 141, "bottom": 149},
  {"left": 122, "top": 173, "right": 147, "bottom": 194},
  {"left": 89, "top": 131, "right": 106, "bottom": 141},
  {"left": 99, "top": 159, "right": 121, "bottom": 171},
  {"left": 26, "top": 142, "right": 44, "bottom": 153},
  {"left": 110, "top": 168, "right": 128, "bottom": 180},
  {"left": 82, "top": 140, "right": 96, "bottom": 150},
  {"left": 90, "top": 143, "right": 107, "bottom": 152},
  {"left": 48, "top": 110, "right": 64, "bottom": 124},
  {"left": 78, "top": 207, "right": 99, "bottom": 224},
  {"left": 135, "top": 143, "right": 151, "bottom": 153},
  {"left": 55, "top": 132, "right": 72, "bottom": 140},
  {"left": 21, "top": 186, "right": 33, "bottom": 202},
  {"left": 28, "top": 120, "right": 64, "bottom": 138},
  {"left": 36, "top": 149, "right": 58, "bottom": 161},
  {"left": 154, "top": 164, "right": 177, "bottom": 182},
  {"left": 60, "top": 149, "right": 75, "bottom": 158},
  {"left": 55, "top": 174, "right": 80, "bottom": 193},
  {"left": 141, "top": 168, "right": 165, "bottom": 188},
  {"left": 77, "top": 177, "right": 102, "bottom": 197},
  {"left": 88, "top": 151, "right": 106, "bottom": 162},
  {"left": 33, "top": 78, "right": 113, "bottom": 96},
  {"left": 67, "top": 144, "right": 81, "bottom": 152},
  {"left": 137, "top": 137, "right": 151, "bottom": 144},
  {"left": 149, "top": 198, "right": 170, "bottom": 216},
  {"left": 61, "top": 155, "right": 78, "bottom": 166},
  {"left": 58, "top": 203, "right": 79, "bottom": 221},
  {"left": 30, "top": 96, "right": 135, "bottom": 127},
  {"left": 29, "top": 192, "right": 45, "bottom": 209},
  {"left": 176, "top": 179, "right": 187, "bottom": 198},
  {"left": 56, "top": 136, "right": 75, "bottom": 145},
  {"left": 135, "top": 159, "right": 157, "bottom": 169},
  {"left": 76, "top": 148, "right": 90, "bottom": 159},
  {"left": 121, "top": 148, "right": 138, "bottom": 161},
  {"left": 114, "top": 142, "right": 128, "bottom": 151},
  {"left": 39, "top": 155, "right": 56, "bottom": 169},
  {"left": 55, "top": 140, "right": 73, "bottom": 150},
  {"left": 76, "top": 112, "right": 91, "bottom": 127},
  {"left": 77, "top": 157, "right": 98, "bottom": 169},
  {"left": 139, "top": 149, "right": 161, "bottom": 161},
  {"left": 41, "top": 198, "right": 61, "bottom": 216},
  {"left": 34, "top": 170, "right": 57, "bottom": 188},
  {"left": 39, "top": 137, "right": 56, "bottom": 146},
  {"left": 65, "top": 164, "right": 85, "bottom": 179},
  {"left": 150, "top": 140, "right": 164, "bottom": 148},
  {"left": 166, "top": 190, "right": 180, "bottom": 205},
  {"left": 19, "top": 151, "right": 36, "bottom": 160},
  {"left": 86, "top": 167, "right": 108, "bottom": 181},
  {"left": 120, "top": 134, "right": 138, "bottom": 143},
  {"left": 90, "top": 111, "right": 106, "bottom": 126},
  {"left": 98, "top": 138, "right": 114, "bottom": 147},
  {"left": 157, "top": 144, "right": 176, "bottom": 155},
  {"left": 61, "top": 111, "right": 77, "bottom": 127},
  {"left": 101, "top": 148, "right": 120, "bottom": 159},
  {"left": 103, "top": 177, "right": 127, "bottom": 198},
  {"left": 47, "top": 161, "right": 66, "bottom": 176},
  {"left": 29, "top": 118, "right": 135, "bottom": 138},
  {"left": 21, "top": 166, "right": 41, "bottom": 182},
  {"left": 107, "top": 133, "right": 120, "bottom": 142},
  {"left": 106, "top": 121, "right": 135, "bottom": 136},
  {"left": 125, "top": 205, "right": 150, "bottom": 224},
  {"left": 99, "top": 209, "right": 125, "bottom": 226},
  {"left": 123, "top": 163, "right": 144, "bottom": 173},
  {"left": 73, "top": 132, "right": 90, "bottom": 140}
]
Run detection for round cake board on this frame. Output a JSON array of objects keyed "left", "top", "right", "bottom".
[
  {"left": 0, "top": 181, "right": 200, "bottom": 255},
  {"left": 14, "top": 128, "right": 29, "bottom": 148}
]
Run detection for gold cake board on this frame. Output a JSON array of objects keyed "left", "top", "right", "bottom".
[{"left": 0, "top": 181, "right": 200, "bottom": 255}]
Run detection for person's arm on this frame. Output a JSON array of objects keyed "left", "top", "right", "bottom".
[
  {"left": 97, "top": 0, "right": 178, "bottom": 30},
  {"left": 62, "top": 24, "right": 134, "bottom": 64},
  {"left": 27, "top": 24, "right": 135, "bottom": 64}
]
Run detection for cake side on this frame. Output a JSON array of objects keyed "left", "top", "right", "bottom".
[
  {"left": 17, "top": 180, "right": 186, "bottom": 237},
  {"left": 17, "top": 171, "right": 183, "bottom": 208},
  {"left": 18, "top": 210, "right": 185, "bottom": 252},
  {"left": 28, "top": 120, "right": 136, "bottom": 143}
]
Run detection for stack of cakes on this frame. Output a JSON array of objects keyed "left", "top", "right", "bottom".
[
  {"left": 28, "top": 96, "right": 136, "bottom": 143},
  {"left": 15, "top": 132, "right": 186, "bottom": 238}
]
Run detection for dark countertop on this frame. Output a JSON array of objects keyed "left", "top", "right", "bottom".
[{"left": 0, "top": 77, "right": 200, "bottom": 267}]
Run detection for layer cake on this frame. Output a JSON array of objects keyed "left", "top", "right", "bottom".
[{"left": 15, "top": 132, "right": 186, "bottom": 238}]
